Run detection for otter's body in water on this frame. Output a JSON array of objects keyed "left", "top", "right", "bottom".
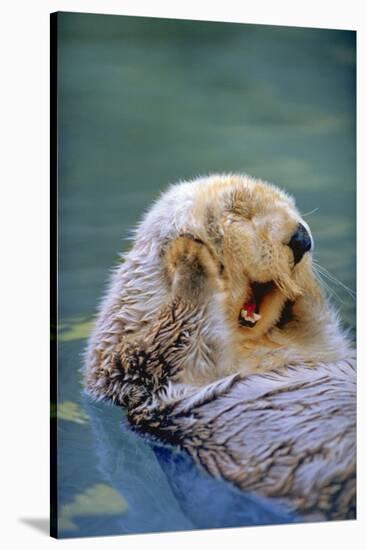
[{"left": 84, "top": 174, "right": 356, "bottom": 520}]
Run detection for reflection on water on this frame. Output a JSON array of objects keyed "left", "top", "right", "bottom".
[{"left": 56, "top": 12, "right": 355, "bottom": 537}]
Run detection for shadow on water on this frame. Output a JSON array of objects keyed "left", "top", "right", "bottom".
[
  {"left": 82, "top": 398, "right": 298, "bottom": 534},
  {"left": 150, "top": 441, "right": 298, "bottom": 529}
]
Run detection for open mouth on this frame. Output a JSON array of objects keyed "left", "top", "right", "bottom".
[{"left": 238, "top": 281, "right": 276, "bottom": 328}]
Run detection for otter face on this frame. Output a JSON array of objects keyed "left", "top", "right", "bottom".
[{"left": 193, "top": 176, "right": 316, "bottom": 342}]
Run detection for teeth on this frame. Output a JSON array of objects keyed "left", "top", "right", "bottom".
[{"left": 240, "top": 309, "right": 261, "bottom": 323}]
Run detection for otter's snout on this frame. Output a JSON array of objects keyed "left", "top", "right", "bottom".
[{"left": 288, "top": 223, "right": 312, "bottom": 265}]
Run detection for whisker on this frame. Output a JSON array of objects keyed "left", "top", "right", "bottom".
[
  {"left": 313, "top": 260, "right": 356, "bottom": 299},
  {"left": 301, "top": 207, "right": 319, "bottom": 218},
  {"left": 313, "top": 266, "right": 346, "bottom": 304},
  {"left": 321, "top": 268, "right": 356, "bottom": 296},
  {"left": 314, "top": 265, "right": 351, "bottom": 295}
]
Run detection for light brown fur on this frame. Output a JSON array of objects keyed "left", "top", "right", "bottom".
[{"left": 83, "top": 174, "right": 355, "bottom": 520}]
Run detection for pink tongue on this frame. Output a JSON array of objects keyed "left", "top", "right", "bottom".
[{"left": 243, "top": 300, "right": 257, "bottom": 316}]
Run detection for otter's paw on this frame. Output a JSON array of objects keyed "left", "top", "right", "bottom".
[{"left": 164, "top": 234, "right": 222, "bottom": 301}]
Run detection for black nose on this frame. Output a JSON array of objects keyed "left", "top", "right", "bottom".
[{"left": 288, "top": 223, "right": 312, "bottom": 265}]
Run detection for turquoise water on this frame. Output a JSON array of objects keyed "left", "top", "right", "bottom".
[{"left": 56, "top": 12, "right": 356, "bottom": 538}]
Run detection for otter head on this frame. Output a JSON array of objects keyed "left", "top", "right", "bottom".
[{"left": 190, "top": 175, "right": 318, "bottom": 343}]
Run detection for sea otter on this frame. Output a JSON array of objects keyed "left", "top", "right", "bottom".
[{"left": 84, "top": 174, "right": 356, "bottom": 521}]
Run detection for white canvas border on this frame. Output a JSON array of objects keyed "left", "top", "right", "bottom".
[{"left": 0, "top": 1, "right": 364, "bottom": 548}]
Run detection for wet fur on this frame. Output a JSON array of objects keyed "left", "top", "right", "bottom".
[{"left": 83, "top": 174, "right": 356, "bottom": 520}]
